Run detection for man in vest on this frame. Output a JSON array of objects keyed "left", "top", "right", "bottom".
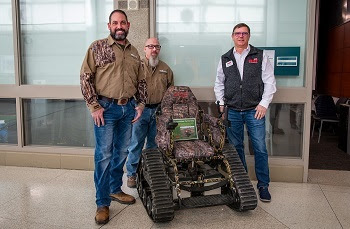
[
  {"left": 214, "top": 23, "right": 276, "bottom": 202},
  {"left": 126, "top": 37, "right": 174, "bottom": 188}
]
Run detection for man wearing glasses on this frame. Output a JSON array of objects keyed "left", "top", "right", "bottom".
[
  {"left": 214, "top": 23, "right": 276, "bottom": 202},
  {"left": 80, "top": 10, "right": 147, "bottom": 225},
  {"left": 126, "top": 37, "right": 174, "bottom": 188}
]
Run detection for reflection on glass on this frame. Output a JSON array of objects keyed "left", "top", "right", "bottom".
[
  {"left": 156, "top": 0, "right": 307, "bottom": 87},
  {"left": 199, "top": 102, "right": 304, "bottom": 157},
  {"left": 0, "top": 98, "right": 17, "bottom": 144},
  {"left": 263, "top": 103, "right": 304, "bottom": 157},
  {"left": 0, "top": 0, "right": 15, "bottom": 84},
  {"left": 20, "top": 0, "right": 113, "bottom": 85},
  {"left": 23, "top": 99, "right": 94, "bottom": 147}
]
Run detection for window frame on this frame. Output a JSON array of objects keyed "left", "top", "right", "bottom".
[{"left": 150, "top": 0, "right": 317, "bottom": 182}]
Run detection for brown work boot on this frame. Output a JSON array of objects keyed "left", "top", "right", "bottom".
[
  {"left": 95, "top": 206, "right": 109, "bottom": 225},
  {"left": 127, "top": 176, "right": 136, "bottom": 188},
  {"left": 110, "top": 192, "right": 136, "bottom": 204}
]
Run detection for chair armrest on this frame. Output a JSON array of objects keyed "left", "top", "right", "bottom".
[
  {"left": 155, "top": 114, "right": 173, "bottom": 153},
  {"left": 167, "top": 120, "right": 178, "bottom": 130},
  {"left": 202, "top": 113, "right": 225, "bottom": 150}
]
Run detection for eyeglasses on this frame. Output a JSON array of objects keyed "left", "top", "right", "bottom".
[
  {"left": 233, "top": 32, "right": 249, "bottom": 37},
  {"left": 145, "top": 45, "right": 161, "bottom": 50}
]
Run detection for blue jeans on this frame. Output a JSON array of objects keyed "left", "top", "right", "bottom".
[
  {"left": 226, "top": 108, "right": 270, "bottom": 188},
  {"left": 94, "top": 98, "right": 135, "bottom": 207},
  {"left": 126, "top": 107, "right": 157, "bottom": 177},
  {"left": 0, "top": 124, "right": 8, "bottom": 143}
]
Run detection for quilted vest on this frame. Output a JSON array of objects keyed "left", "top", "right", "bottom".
[{"left": 222, "top": 45, "right": 264, "bottom": 111}]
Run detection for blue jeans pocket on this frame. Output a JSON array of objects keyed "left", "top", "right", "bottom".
[
  {"left": 129, "top": 98, "right": 136, "bottom": 108},
  {"left": 98, "top": 99, "right": 112, "bottom": 111}
]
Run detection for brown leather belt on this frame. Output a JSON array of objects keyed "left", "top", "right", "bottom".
[{"left": 98, "top": 95, "right": 130, "bottom": 105}]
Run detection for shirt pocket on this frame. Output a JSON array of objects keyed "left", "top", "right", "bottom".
[
  {"left": 160, "top": 72, "right": 168, "bottom": 85},
  {"left": 126, "top": 53, "right": 140, "bottom": 82},
  {"left": 94, "top": 43, "right": 116, "bottom": 67}
]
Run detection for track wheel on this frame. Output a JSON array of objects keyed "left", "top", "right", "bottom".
[
  {"left": 222, "top": 144, "right": 257, "bottom": 212},
  {"left": 139, "top": 148, "right": 174, "bottom": 222},
  {"left": 146, "top": 195, "right": 154, "bottom": 217},
  {"left": 229, "top": 186, "right": 242, "bottom": 211},
  {"left": 142, "top": 188, "right": 148, "bottom": 206}
]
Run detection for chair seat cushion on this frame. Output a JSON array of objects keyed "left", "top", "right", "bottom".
[
  {"left": 173, "top": 140, "right": 214, "bottom": 159},
  {"left": 318, "top": 115, "right": 338, "bottom": 120}
]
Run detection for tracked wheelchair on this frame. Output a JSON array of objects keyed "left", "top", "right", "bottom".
[{"left": 136, "top": 86, "right": 257, "bottom": 222}]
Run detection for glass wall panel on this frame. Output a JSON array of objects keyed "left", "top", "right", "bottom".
[
  {"left": 0, "top": 0, "right": 15, "bottom": 84},
  {"left": 0, "top": 98, "right": 17, "bottom": 144},
  {"left": 264, "top": 103, "right": 304, "bottom": 157},
  {"left": 20, "top": 0, "right": 113, "bottom": 85},
  {"left": 200, "top": 102, "right": 304, "bottom": 157},
  {"left": 23, "top": 99, "right": 94, "bottom": 147},
  {"left": 156, "top": 0, "right": 308, "bottom": 87}
]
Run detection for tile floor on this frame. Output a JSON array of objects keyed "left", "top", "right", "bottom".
[{"left": 0, "top": 166, "right": 350, "bottom": 229}]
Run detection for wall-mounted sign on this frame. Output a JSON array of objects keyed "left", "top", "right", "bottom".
[
  {"left": 258, "top": 47, "right": 300, "bottom": 76},
  {"left": 276, "top": 56, "right": 298, "bottom": 67}
]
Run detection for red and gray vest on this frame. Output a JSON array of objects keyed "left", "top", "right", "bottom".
[{"left": 221, "top": 45, "right": 264, "bottom": 111}]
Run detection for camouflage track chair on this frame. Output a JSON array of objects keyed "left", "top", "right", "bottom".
[{"left": 136, "top": 86, "right": 257, "bottom": 222}]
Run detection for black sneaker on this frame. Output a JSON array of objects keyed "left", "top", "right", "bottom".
[{"left": 258, "top": 187, "right": 271, "bottom": 202}]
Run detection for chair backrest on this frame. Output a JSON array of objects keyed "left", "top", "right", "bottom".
[
  {"left": 161, "top": 86, "right": 199, "bottom": 119},
  {"left": 314, "top": 95, "right": 337, "bottom": 118}
]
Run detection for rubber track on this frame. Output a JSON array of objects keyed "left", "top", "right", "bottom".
[
  {"left": 222, "top": 144, "right": 257, "bottom": 211},
  {"left": 143, "top": 149, "right": 174, "bottom": 222}
]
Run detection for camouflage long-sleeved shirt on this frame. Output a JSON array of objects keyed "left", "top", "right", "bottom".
[{"left": 80, "top": 35, "right": 147, "bottom": 113}]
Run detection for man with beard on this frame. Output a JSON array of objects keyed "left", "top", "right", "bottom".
[
  {"left": 126, "top": 37, "right": 174, "bottom": 188},
  {"left": 80, "top": 9, "right": 147, "bottom": 225}
]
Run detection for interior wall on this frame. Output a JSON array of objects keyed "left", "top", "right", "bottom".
[
  {"left": 317, "top": 0, "right": 350, "bottom": 97},
  {"left": 116, "top": 0, "right": 150, "bottom": 54}
]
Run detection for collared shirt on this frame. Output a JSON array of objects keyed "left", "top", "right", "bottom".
[
  {"left": 142, "top": 58, "right": 174, "bottom": 105},
  {"left": 80, "top": 35, "right": 147, "bottom": 113},
  {"left": 214, "top": 44, "right": 276, "bottom": 109}
]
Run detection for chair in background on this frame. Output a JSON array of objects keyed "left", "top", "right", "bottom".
[
  {"left": 311, "top": 95, "right": 339, "bottom": 143},
  {"left": 336, "top": 97, "right": 349, "bottom": 114}
]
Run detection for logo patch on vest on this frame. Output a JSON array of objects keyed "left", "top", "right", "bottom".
[
  {"left": 225, "top": 60, "right": 233, "bottom": 68},
  {"left": 249, "top": 58, "right": 258, "bottom": 63}
]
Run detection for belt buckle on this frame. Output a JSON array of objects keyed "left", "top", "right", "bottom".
[{"left": 118, "top": 98, "right": 128, "bottom": 105}]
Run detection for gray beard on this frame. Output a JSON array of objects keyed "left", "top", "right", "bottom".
[
  {"left": 111, "top": 29, "right": 128, "bottom": 41},
  {"left": 149, "top": 56, "right": 159, "bottom": 67},
  {"left": 114, "top": 32, "right": 126, "bottom": 41}
]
